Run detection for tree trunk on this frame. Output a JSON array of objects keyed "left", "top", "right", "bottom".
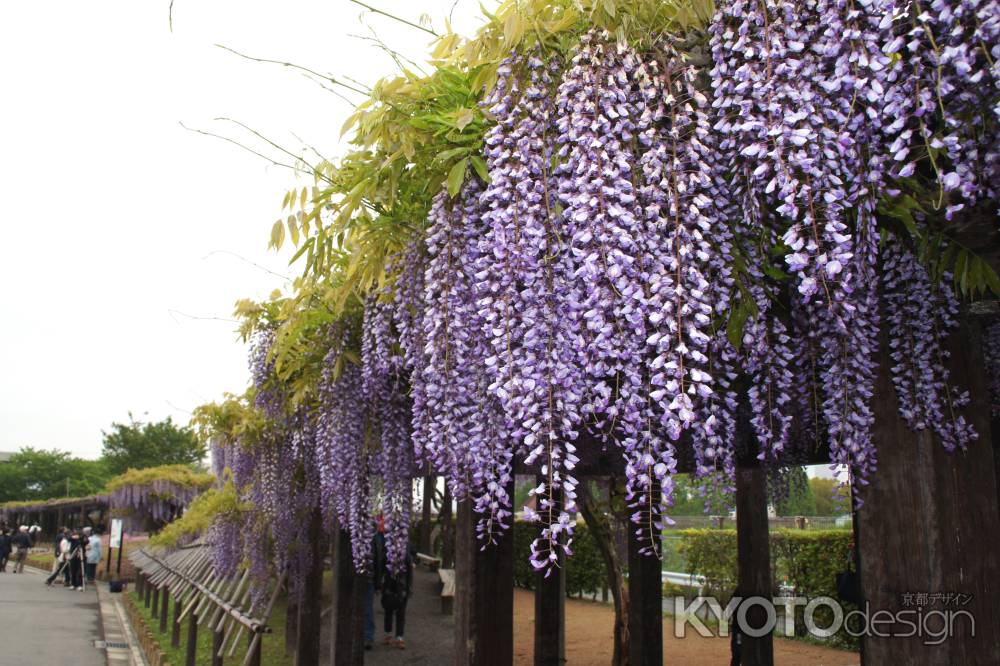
[{"left": 578, "top": 479, "right": 629, "bottom": 666}]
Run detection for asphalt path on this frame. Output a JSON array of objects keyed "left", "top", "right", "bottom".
[{"left": 0, "top": 566, "right": 105, "bottom": 665}]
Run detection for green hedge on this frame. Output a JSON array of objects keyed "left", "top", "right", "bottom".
[
  {"left": 512, "top": 520, "right": 606, "bottom": 597},
  {"left": 678, "top": 528, "right": 857, "bottom": 649}
]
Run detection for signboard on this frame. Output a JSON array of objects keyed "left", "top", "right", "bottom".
[{"left": 110, "top": 518, "right": 123, "bottom": 549}]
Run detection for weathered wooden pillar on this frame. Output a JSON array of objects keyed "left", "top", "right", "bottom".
[
  {"left": 159, "top": 586, "right": 170, "bottom": 633},
  {"left": 627, "top": 487, "right": 663, "bottom": 666},
  {"left": 185, "top": 611, "right": 199, "bottom": 666},
  {"left": 285, "top": 592, "right": 298, "bottom": 657},
  {"left": 454, "top": 483, "right": 515, "bottom": 666},
  {"left": 534, "top": 481, "right": 566, "bottom": 666},
  {"left": 420, "top": 473, "right": 436, "bottom": 554},
  {"left": 441, "top": 485, "right": 455, "bottom": 569},
  {"left": 735, "top": 455, "right": 773, "bottom": 666},
  {"left": 247, "top": 631, "right": 262, "bottom": 666},
  {"left": 171, "top": 590, "right": 183, "bottom": 648},
  {"left": 212, "top": 626, "right": 224, "bottom": 666},
  {"left": 331, "top": 527, "right": 364, "bottom": 666},
  {"left": 856, "top": 317, "right": 1000, "bottom": 664},
  {"left": 455, "top": 499, "right": 476, "bottom": 666},
  {"left": 297, "top": 506, "right": 324, "bottom": 666},
  {"left": 147, "top": 580, "right": 156, "bottom": 611}
]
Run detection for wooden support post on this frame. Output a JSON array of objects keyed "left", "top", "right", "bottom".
[
  {"left": 331, "top": 527, "right": 363, "bottom": 666},
  {"left": 534, "top": 480, "right": 566, "bottom": 666},
  {"left": 855, "top": 317, "right": 1000, "bottom": 664},
  {"left": 285, "top": 593, "right": 298, "bottom": 657},
  {"left": 185, "top": 611, "right": 199, "bottom": 666},
  {"left": 441, "top": 485, "right": 455, "bottom": 569},
  {"left": 627, "top": 487, "right": 663, "bottom": 666},
  {"left": 148, "top": 581, "right": 157, "bottom": 612},
  {"left": 735, "top": 455, "right": 773, "bottom": 666},
  {"left": 471, "top": 478, "right": 516, "bottom": 666},
  {"left": 212, "top": 626, "right": 224, "bottom": 666},
  {"left": 453, "top": 499, "right": 483, "bottom": 666},
  {"left": 171, "top": 590, "right": 183, "bottom": 648},
  {"left": 136, "top": 571, "right": 144, "bottom": 596},
  {"left": 420, "top": 473, "right": 435, "bottom": 554},
  {"left": 297, "top": 506, "right": 324, "bottom": 666},
  {"left": 447, "top": 479, "right": 517, "bottom": 664},
  {"left": 159, "top": 586, "right": 170, "bottom": 633},
  {"left": 247, "top": 630, "right": 262, "bottom": 666}
]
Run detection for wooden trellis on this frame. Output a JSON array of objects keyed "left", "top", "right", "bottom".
[{"left": 131, "top": 541, "right": 285, "bottom": 666}]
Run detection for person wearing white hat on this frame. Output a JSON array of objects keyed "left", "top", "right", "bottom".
[{"left": 12, "top": 526, "right": 31, "bottom": 573}]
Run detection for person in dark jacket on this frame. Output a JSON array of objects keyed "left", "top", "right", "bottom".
[
  {"left": 11, "top": 526, "right": 32, "bottom": 573},
  {"left": 379, "top": 545, "right": 414, "bottom": 649},
  {"left": 65, "top": 530, "right": 85, "bottom": 590},
  {"left": 0, "top": 529, "right": 11, "bottom": 572}
]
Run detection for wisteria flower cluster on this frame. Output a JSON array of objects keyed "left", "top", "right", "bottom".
[{"left": 883, "top": 238, "right": 978, "bottom": 450}]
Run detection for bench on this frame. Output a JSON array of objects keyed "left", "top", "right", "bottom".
[
  {"left": 438, "top": 568, "right": 455, "bottom": 615},
  {"left": 415, "top": 552, "right": 441, "bottom": 571}
]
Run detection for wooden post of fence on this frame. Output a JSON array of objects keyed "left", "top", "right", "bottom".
[
  {"left": 285, "top": 591, "right": 298, "bottom": 657},
  {"left": 534, "top": 478, "right": 565, "bottom": 666},
  {"left": 185, "top": 611, "right": 198, "bottom": 666},
  {"left": 159, "top": 586, "right": 169, "bottom": 633},
  {"left": 627, "top": 485, "right": 663, "bottom": 666},
  {"left": 212, "top": 626, "right": 224, "bottom": 666},
  {"left": 151, "top": 584, "right": 159, "bottom": 616},
  {"left": 297, "top": 506, "right": 324, "bottom": 666},
  {"left": 247, "top": 630, "right": 262, "bottom": 666},
  {"left": 171, "top": 589, "right": 183, "bottom": 648}
]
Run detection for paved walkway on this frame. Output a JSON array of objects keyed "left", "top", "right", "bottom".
[{"left": 0, "top": 568, "right": 105, "bottom": 665}]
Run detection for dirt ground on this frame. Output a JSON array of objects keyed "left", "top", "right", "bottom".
[{"left": 512, "top": 589, "right": 860, "bottom": 666}]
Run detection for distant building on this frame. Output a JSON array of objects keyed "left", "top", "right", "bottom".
[{"left": 0, "top": 451, "right": 15, "bottom": 464}]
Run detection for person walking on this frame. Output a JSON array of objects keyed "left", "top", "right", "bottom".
[
  {"left": 46, "top": 530, "right": 71, "bottom": 587},
  {"left": 12, "top": 526, "right": 32, "bottom": 573},
  {"left": 379, "top": 546, "right": 413, "bottom": 650},
  {"left": 0, "top": 529, "right": 11, "bottom": 572},
  {"left": 84, "top": 527, "right": 101, "bottom": 583}
]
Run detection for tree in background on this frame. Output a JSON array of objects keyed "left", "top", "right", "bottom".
[
  {"left": 775, "top": 467, "right": 818, "bottom": 516},
  {"left": 810, "top": 477, "right": 851, "bottom": 516},
  {"left": 101, "top": 414, "right": 206, "bottom": 476},
  {"left": 0, "top": 448, "right": 110, "bottom": 503}
]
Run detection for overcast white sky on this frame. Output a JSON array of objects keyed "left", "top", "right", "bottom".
[{"left": 0, "top": 1, "right": 488, "bottom": 459}]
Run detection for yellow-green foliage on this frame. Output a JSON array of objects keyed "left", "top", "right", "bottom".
[
  {"left": 0, "top": 494, "right": 106, "bottom": 511},
  {"left": 104, "top": 465, "right": 214, "bottom": 493},
  {"left": 149, "top": 481, "right": 244, "bottom": 549}
]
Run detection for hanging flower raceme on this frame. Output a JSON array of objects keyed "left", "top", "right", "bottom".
[
  {"left": 883, "top": 239, "right": 977, "bottom": 450},
  {"left": 363, "top": 295, "right": 416, "bottom": 573},
  {"left": 477, "top": 49, "right": 585, "bottom": 570},
  {"left": 420, "top": 180, "right": 511, "bottom": 514},
  {"left": 881, "top": 0, "right": 1000, "bottom": 212},
  {"left": 315, "top": 327, "right": 374, "bottom": 571},
  {"left": 711, "top": 0, "right": 889, "bottom": 486}
]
